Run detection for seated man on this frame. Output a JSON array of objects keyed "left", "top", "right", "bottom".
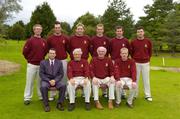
[
  {"left": 90, "top": 46, "right": 115, "bottom": 110},
  {"left": 114, "top": 47, "right": 137, "bottom": 108},
  {"left": 39, "top": 48, "right": 66, "bottom": 112},
  {"left": 67, "top": 48, "right": 91, "bottom": 111}
]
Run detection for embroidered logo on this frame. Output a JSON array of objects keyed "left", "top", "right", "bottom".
[
  {"left": 128, "top": 65, "right": 130, "bottom": 69},
  {"left": 103, "top": 41, "right": 106, "bottom": 45},
  {"left": 145, "top": 44, "right": 148, "bottom": 48},
  {"left": 105, "top": 63, "right": 108, "bottom": 67},
  {"left": 42, "top": 42, "right": 45, "bottom": 47},
  {"left": 81, "top": 64, "right": 84, "bottom": 67},
  {"left": 122, "top": 43, "right": 125, "bottom": 47},
  {"left": 62, "top": 40, "right": 65, "bottom": 44},
  {"left": 84, "top": 40, "right": 87, "bottom": 44}
]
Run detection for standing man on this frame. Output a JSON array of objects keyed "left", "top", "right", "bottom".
[
  {"left": 69, "top": 22, "right": 90, "bottom": 60},
  {"left": 23, "top": 24, "right": 47, "bottom": 105},
  {"left": 114, "top": 48, "right": 137, "bottom": 108},
  {"left": 110, "top": 26, "right": 131, "bottom": 61},
  {"left": 90, "top": 47, "right": 115, "bottom": 110},
  {"left": 67, "top": 48, "right": 91, "bottom": 111},
  {"left": 90, "top": 23, "right": 109, "bottom": 57},
  {"left": 47, "top": 21, "right": 69, "bottom": 101},
  {"left": 131, "top": 26, "right": 152, "bottom": 101},
  {"left": 110, "top": 26, "right": 131, "bottom": 98},
  {"left": 39, "top": 48, "right": 66, "bottom": 112}
]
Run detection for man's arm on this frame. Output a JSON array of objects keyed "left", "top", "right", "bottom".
[
  {"left": 39, "top": 61, "right": 50, "bottom": 82},
  {"left": 54, "top": 61, "right": 64, "bottom": 83}
]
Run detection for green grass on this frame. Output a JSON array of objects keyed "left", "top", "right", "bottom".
[{"left": 0, "top": 40, "right": 180, "bottom": 119}]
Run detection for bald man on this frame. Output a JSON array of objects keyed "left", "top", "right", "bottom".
[{"left": 90, "top": 47, "right": 115, "bottom": 110}]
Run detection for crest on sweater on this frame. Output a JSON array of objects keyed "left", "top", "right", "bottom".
[
  {"left": 62, "top": 40, "right": 65, "bottom": 44},
  {"left": 145, "top": 44, "right": 148, "bottom": 48},
  {"left": 81, "top": 64, "right": 84, "bottom": 67},
  {"left": 128, "top": 65, "right": 130, "bottom": 69},
  {"left": 122, "top": 43, "right": 125, "bottom": 47},
  {"left": 103, "top": 41, "right": 106, "bottom": 45},
  {"left": 84, "top": 40, "right": 87, "bottom": 44},
  {"left": 105, "top": 63, "right": 108, "bottom": 67},
  {"left": 42, "top": 42, "right": 45, "bottom": 47}
]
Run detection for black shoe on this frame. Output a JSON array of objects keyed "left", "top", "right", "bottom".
[
  {"left": 121, "top": 95, "right": 126, "bottom": 99},
  {"left": 126, "top": 102, "right": 133, "bottom": 108},
  {"left": 85, "top": 103, "right": 91, "bottom": 111},
  {"left": 24, "top": 100, "right": 30, "bottom": 105},
  {"left": 44, "top": 106, "right": 50, "bottom": 112},
  {"left": 56, "top": 103, "right": 64, "bottom": 111},
  {"left": 68, "top": 103, "right": 75, "bottom": 111},
  {"left": 102, "top": 93, "right": 108, "bottom": 98},
  {"left": 114, "top": 103, "right": 120, "bottom": 108}
]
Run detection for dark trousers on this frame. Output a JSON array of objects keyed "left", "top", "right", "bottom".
[{"left": 40, "top": 81, "right": 66, "bottom": 107}]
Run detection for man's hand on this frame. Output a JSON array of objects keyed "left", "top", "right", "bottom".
[
  {"left": 69, "top": 78, "right": 75, "bottom": 86},
  {"left": 116, "top": 81, "right": 122, "bottom": 88},
  {"left": 132, "top": 82, "right": 137, "bottom": 89},
  {"left": 49, "top": 80, "right": 56, "bottom": 86},
  {"left": 110, "top": 76, "right": 115, "bottom": 83},
  {"left": 83, "top": 78, "right": 89, "bottom": 86},
  {"left": 92, "top": 77, "right": 98, "bottom": 85}
]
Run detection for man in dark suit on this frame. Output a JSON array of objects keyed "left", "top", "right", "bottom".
[{"left": 39, "top": 48, "right": 66, "bottom": 112}]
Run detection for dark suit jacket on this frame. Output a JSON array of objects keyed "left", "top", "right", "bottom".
[{"left": 39, "top": 59, "right": 64, "bottom": 83}]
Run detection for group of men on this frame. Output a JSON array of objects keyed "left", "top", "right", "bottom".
[{"left": 22, "top": 21, "right": 152, "bottom": 112}]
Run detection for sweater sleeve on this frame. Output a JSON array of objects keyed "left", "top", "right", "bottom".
[
  {"left": 89, "top": 59, "right": 95, "bottom": 78},
  {"left": 22, "top": 39, "right": 31, "bottom": 60},
  {"left": 67, "top": 62, "right": 73, "bottom": 79},
  {"left": 131, "top": 60, "right": 136, "bottom": 82}
]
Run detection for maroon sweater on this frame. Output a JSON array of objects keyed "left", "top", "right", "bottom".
[
  {"left": 69, "top": 35, "right": 90, "bottom": 60},
  {"left": 90, "top": 57, "right": 114, "bottom": 79},
  {"left": 110, "top": 37, "right": 130, "bottom": 60},
  {"left": 131, "top": 38, "right": 152, "bottom": 63},
  {"left": 114, "top": 58, "right": 136, "bottom": 82},
  {"left": 90, "top": 36, "right": 110, "bottom": 57},
  {"left": 47, "top": 34, "right": 69, "bottom": 60},
  {"left": 23, "top": 36, "right": 47, "bottom": 65},
  {"left": 67, "top": 59, "right": 89, "bottom": 79}
]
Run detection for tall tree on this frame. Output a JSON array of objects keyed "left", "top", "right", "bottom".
[
  {"left": 159, "top": 3, "right": 180, "bottom": 55},
  {"left": 26, "top": 2, "right": 56, "bottom": 38},
  {"left": 136, "top": 0, "right": 175, "bottom": 54},
  {"left": 72, "top": 12, "right": 99, "bottom": 36},
  {"left": 0, "top": 0, "right": 22, "bottom": 34},
  {"left": 101, "top": 0, "right": 134, "bottom": 38}
]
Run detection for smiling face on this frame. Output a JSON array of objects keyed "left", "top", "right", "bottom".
[
  {"left": 48, "top": 49, "right": 56, "bottom": 60},
  {"left": 120, "top": 48, "right": 128, "bottom": 61},
  {"left": 54, "top": 24, "right": 62, "bottom": 35},
  {"left": 33, "top": 25, "right": 42, "bottom": 37},
  {"left": 96, "top": 25, "right": 104, "bottom": 36},
  {"left": 116, "top": 28, "right": 123, "bottom": 38},
  {"left": 137, "top": 28, "right": 145, "bottom": 39},
  {"left": 75, "top": 25, "right": 84, "bottom": 36}
]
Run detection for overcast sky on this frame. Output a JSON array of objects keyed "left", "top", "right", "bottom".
[{"left": 7, "top": 0, "right": 178, "bottom": 26}]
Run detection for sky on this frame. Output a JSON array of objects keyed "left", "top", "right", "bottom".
[{"left": 5, "top": 0, "right": 157, "bottom": 26}]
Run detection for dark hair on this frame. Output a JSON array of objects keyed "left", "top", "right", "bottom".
[
  {"left": 49, "top": 48, "right": 56, "bottom": 52},
  {"left": 136, "top": 26, "right": 144, "bottom": 30},
  {"left": 55, "top": 21, "right": 61, "bottom": 25},
  {"left": 115, "top": 26, "right": 124, "bottom": 31}
]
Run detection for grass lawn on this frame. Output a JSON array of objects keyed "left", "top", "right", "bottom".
[{"left": 0, "top": 40, "right": 180, "bottom": 119}]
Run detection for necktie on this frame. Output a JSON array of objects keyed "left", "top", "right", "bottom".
[{"left": 50, "top": 61, "right": 54, "bottom": 74}]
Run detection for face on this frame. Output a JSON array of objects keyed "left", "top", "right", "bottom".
[
  {"left": 33, "top": 26, "right": 42, "bottom": 36},
  {"left": 73, "top": 53, "right": 82, "bottom": 61},
  {"left": 54, "top": 24, "right": 61, "bottom": 34},
  {"left": 97, "top": 49, "right": 106, "bottom": 58},
  {"left": 120, "top": 49, "right": 128, "bottom": 61},
  {"left": 48, "top": 50, "right": 56, "bottom": 60},
  {"left": 96, "top": 26, "right": 104, "bottom": 36},
  {"left": 137, "top": 29, "right": 144, "bottom": 39},
  {"left": 75, "top": 26, "right": 84, "bottom": 36},
  {"left": 116, "top": 28, "right": 123, "bottom": 38}
]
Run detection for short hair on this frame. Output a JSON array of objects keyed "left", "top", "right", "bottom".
[
  {"left": 120, "top": 47, "right": 128, "bottom": 53},
  {"left": 33, "top": 24, "right": 42, "bottom": 30},
  {"left": 55, "top": 21, "right": 61, "bottom": 25},
  {"left": 136, "top": 26, "right": 144, "bottom": 31},
  {"left": 97, "top": 46, "right": 107, "bottom": 54},
  {"left": 76, "top": 22, "right": 85, "bottom": 29},
  {"left": 73, "top": 48, "right": 83, "bottom": 55},
  {"left": 115, "top": 26, "right": 123, "bottom": 31},
  {"left": 96, "top": 23, "right": 104, "bottom": 28},
  {"left": 49, "top": 48, "right": 56, "bottom": 52}
]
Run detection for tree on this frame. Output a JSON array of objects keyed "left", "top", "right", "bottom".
[
  {"left": 7, "top": 21, "right": 25, "bottom": 41},
  {"left": 61, "top": 21, "right": 71, "bottom": 35},
  {"left": 136, "top": 0, "right": 175, "bottom": 54},
  {"left": 26, "top": 2, "right": 56, "bottom": 38},
  {"left": 101, "top": 0, "right": 134, "bottom": 38},
  {"left": 72, "top": 12, "right": 99, "bottom": 36},
  {"left": 159, "top": 3, "right": 180, "bottom": 55},
  {"left": 0, "top": 0, "right": 22, "bottom": 34}
]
